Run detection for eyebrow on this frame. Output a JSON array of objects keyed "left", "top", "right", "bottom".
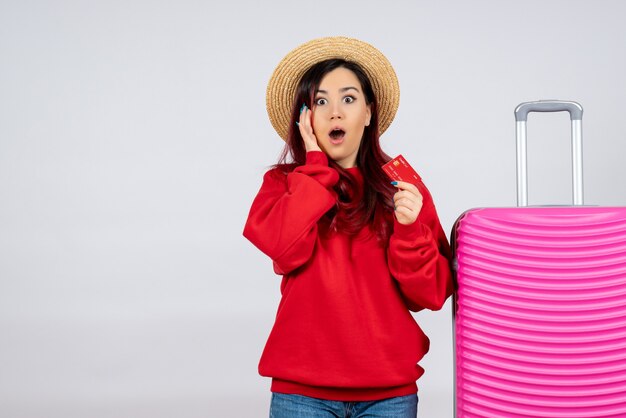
[{"left": 315, "top": 86, "right": 361, "bottom": 94}]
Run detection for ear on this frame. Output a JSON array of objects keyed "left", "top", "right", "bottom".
[{"left": 365, "top": 103, "right": 372, "bottom": 127}]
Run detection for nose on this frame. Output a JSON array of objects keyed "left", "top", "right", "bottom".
[{"left": 330, "top": 102, "right": 343, "bottom": 119}]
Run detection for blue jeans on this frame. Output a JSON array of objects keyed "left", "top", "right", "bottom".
[{"left": 269, "top": 393, "right": 418, "bottom": 418}]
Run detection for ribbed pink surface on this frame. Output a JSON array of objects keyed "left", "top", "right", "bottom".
[{"left": 454, "top": 207, "right": 626, "bottom": 418}]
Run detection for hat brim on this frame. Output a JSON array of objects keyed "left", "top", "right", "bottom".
[{"left": 266, "top": 36, "right": 400, "bottom": 141}]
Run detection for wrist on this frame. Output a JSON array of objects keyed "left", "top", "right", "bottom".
[
  {"left": 305, "top": 150, "right": 329, "bottom": 165},
  {"left": 393, "top": 217, "right": 428, "bottom": 240},
  {"left": 305, "top": 143, "right": 322, "bottom": 153}
]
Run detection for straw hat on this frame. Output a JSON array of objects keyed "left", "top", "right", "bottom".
[{"left": 266, "top": 36, "right": 400, "bottom": 141}]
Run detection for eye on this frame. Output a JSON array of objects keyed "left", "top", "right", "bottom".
[
  {"left": 343, "top": 96, "right": 355, "bottom": 104},
  {"left": 315, "top": 98, "right": 327, "bottom": 106}
]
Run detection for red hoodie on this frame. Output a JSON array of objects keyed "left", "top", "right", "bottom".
[{"left": 243, "top": 151, "right": 453, "bottom": 401}]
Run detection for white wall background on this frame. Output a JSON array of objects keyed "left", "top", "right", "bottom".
[{"left": 1, "top": 1, "right": 625, "bottom": 417}]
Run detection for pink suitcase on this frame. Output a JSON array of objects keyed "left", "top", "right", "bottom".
[{"left": 452, "top": 101, "right": 626, "bottom": 417}]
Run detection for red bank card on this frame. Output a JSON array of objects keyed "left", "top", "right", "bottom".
[{"left": 382, "top": 155, "right": 421, "bottom": 185}]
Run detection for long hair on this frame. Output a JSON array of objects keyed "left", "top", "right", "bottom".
[{"left": 275, "top": 58, "right": 395, "bottom": 242}]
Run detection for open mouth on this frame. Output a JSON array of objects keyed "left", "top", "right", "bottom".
[{"left": 329, "top": 128, "right": 346, "bottom": 144}]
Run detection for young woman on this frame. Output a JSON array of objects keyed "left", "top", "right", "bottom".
[{"left": 243, "top": 37, "right": 453, "bottom": 418}]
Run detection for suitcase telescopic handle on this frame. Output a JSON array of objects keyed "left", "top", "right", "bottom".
[{"left": 514, "top": 100, "right": 584, "bottom": 207}]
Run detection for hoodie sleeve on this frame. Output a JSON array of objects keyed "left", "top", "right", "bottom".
[
  {"left": 243, "top": 151, "right": 339, "bottom": 275},
  {"left": 387, "top": 180, "right": 453, "bottom": 312}
]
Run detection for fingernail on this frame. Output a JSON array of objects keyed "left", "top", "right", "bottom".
[
  {"left": 391, "top": 181, "right": 398, "bottom": 185},
  {"left": 295, "top": 121, "right": 299, "bottom": 126},
  {"left": 300, "top": 104, "right": 306, "bottom": 114}
]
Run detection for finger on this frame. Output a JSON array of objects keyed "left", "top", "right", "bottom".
[
  {"left": 299, "top": 122, "right": 311, "bottom": 141},
  {"left": 394, "top": 197, "right": 421, "bottom": 210},
  {"left": 300, "top": 108, "right": 312, "bottom": 136},
  {"left": 299, "top": 104, "right": 311, "bottom": 124},
  {"left": 298, "top": 106, "right": 309, "bottom": 133},
  {"left": 393, "top": 190, "right": 419, "bottom": 203},
  {"left": 393, "top": 197, "right": 414, "bottom": 211},
  {"left": 304, "top": 108, "right": 314, "bottom": 133},
  {"left": 396, "top": 196, "right": 423, "bottom": 212},
  {"left": 299, "top": 106, "right": 308, "bottom": 129},
  {"left": 394, "top": 204, "right": 416, "bottom": 215},
  {"left": 392, "top": 180, "right": 420, "bottom": 194},
  {"left": 298, "top": 120, "right": 311, "bottom": 144},
  {"left": 393, "top": 191, "right": 422, "bottom": 210}
]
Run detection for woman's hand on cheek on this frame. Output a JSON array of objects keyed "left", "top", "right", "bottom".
[
  {"left": 298, "top": 105, "right": 322, "bottom": 153},
  {"left": 391, "top": 181, "right": 423, "bottom": 225}
]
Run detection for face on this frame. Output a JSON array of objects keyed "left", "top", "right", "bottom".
[{"left": 311, "top": 67, "right": 372, "bottom": 168}]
